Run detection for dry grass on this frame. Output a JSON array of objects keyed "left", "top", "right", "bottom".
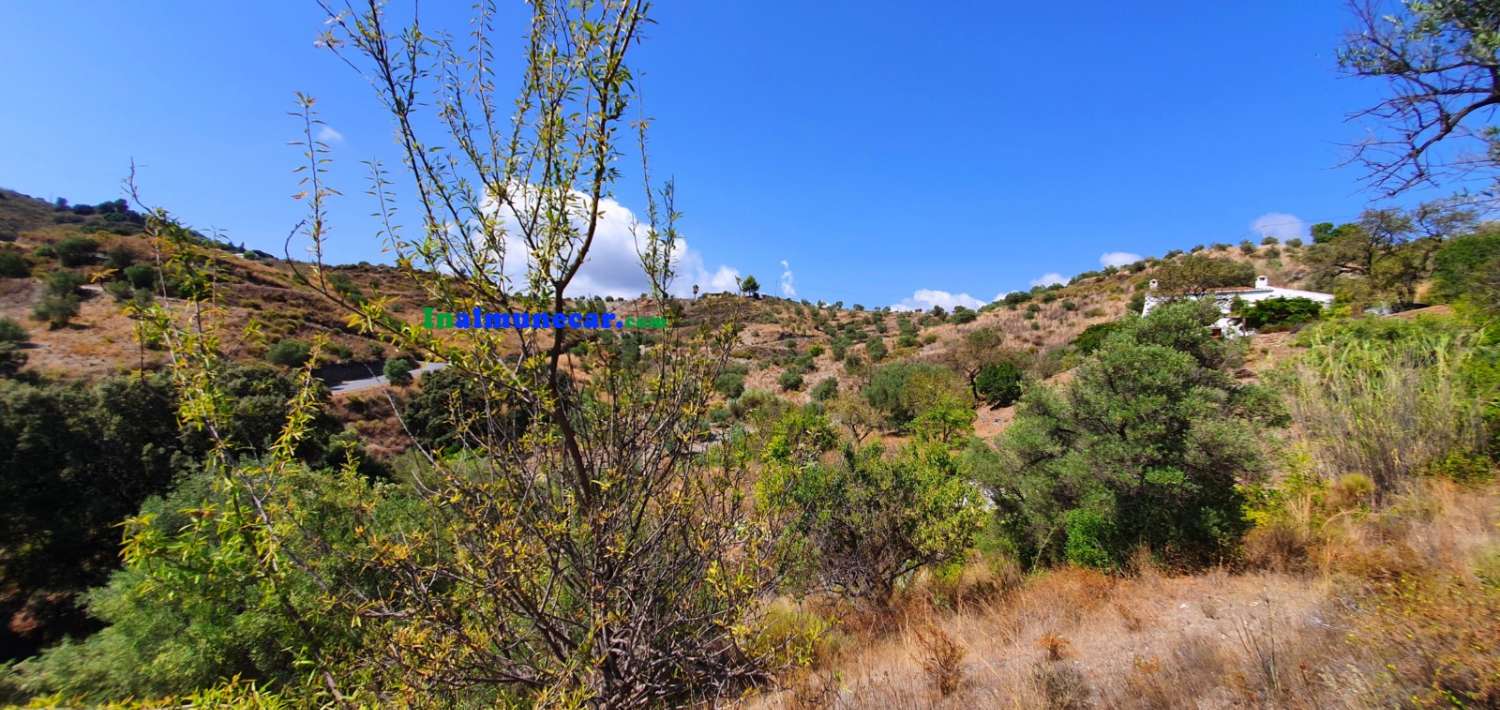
[
  {"left": 1113, "top": 601, "right": 1148, "bottom": 633},
  {"left": 913, "top": 624, "right": 966, "bottom": 698},
  {"left": 741, "top": 478, "right": 1500, "bottom": 709}
]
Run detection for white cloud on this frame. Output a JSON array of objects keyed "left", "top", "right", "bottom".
[
  {"left": 1099, "top": 251, "right": 1142, "bottom": 268},
  {"left": 779, "top": 259, "right": 797, "bottom": 297},
  {"left": 478, "top": 187, "right": 738, "bottom": 299},
  {"left": 317, "top": 125, "right": 344, "bottom": 143},
  {"left": 892, "top": 288, "right": 986, "bottom": 312},
  {"left": 1030, "top": 272, "right": 1066, "bottom": 288},
  {"left": 1250, "top": 212, "right": 1306, "bottom": 241}
]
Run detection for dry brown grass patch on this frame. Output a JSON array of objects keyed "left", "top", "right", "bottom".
[
  {"left": 1036, "top": 632, "right": 1071, "bottom": 662},
  {"left": 913, "top": 623, "right": 967, "bottom": 698}
]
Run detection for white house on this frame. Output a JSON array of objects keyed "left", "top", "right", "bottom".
[{"left": 1142, "top": 275, "right": 1334, "bottom": 336}]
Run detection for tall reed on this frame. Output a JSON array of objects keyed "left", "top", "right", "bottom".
[{"left": 1282, "top": 321, "right": 1486, "bottom": 498}]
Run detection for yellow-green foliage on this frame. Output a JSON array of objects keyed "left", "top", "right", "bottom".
[
  {"left": 1282, "top": 315, "right": 1493, "bottom": 497},
  {"left": 739, "top": 599, "right": 840, "bottom": 671},
  {"left": 13, "top": 676, "right": 288, "bottom": 709}
]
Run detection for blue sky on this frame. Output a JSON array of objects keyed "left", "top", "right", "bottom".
[{"left": 0, "top": 2, "right": 1455, "bottom": 308}]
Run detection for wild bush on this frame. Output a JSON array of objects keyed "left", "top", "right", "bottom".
[
  {"left": 6, "top": 465, "right": 382, "bottom": 702},
  {"left": 715, "top": 369, "right": 747, "bottom": 398},
  {"left": 103, "top": 280, "right": 133, "bottom": 302},
  {"left": 975, "top": 361, "right": 1023, "bottom": 407},
  {"left": 993, "top": 301, "right": 1280, "bottom": 568},
  {"left": 0, "top": 317, "right": 27, "bottom": 344},
  {"left": 1236, "top": 296, "right": 1323, "bottom": 331},
  {"left": 382, "top": 356, "right": 414, "bottom": 386},
  {"left": 1152, "top": 255, "right": 1255, "bottom": 294},
  {"left": 44, "top": 270, "right": 84, "bottom": 297},
  {"left": 759, "top": 440, "right": 984, "bottom": 601},
  {"left": 0, "top": 249, "right": 28, "bottom": 278},
  {"left": 779, "top": 367, "right": 805, "bottom": 391},
  {"left": 52, "top": 236, "right": 98, "bottom": 267},
  {"left": 265, "top": 339, "right": 311, "bottom": 368},
  {"left": 864, "top": 361, "right": 971, "bottom": 430},
  {"left": 1431, "top": 227, "right": 1500, "bottom": 308},
  {"left": 32, "top": 294, "right": 79, "bottom": 329},
  {"left": 811, "top": 376, "right": 838, "bottom": 402},
  {"left": 122, "top": 264, "right": 155, "bottom": 289}
]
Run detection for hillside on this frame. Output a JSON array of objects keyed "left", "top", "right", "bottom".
[{"left": 0, "top": 185, "right": 1331, "bottom": 452}]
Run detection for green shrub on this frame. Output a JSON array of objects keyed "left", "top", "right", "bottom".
[
  {"left": 0, "top": 249, "right": 29, "bottom": 278},
  {"left": 758, "top": 438, "right": 984, "bottom": 600},
  {"left": 811, "top": 377, "right": 838, "bottom": 402},
  {"left": 864, "top": 361, "right": 970, "bottom": 430},
  {"left": 266, "top": 339, "right": 312, "bottom": 368},
  {"left": 45, "top": 270, "right": 85, "bottom": 297},
  {"left": 992, "top": 301, "right": 1279, "bottom": 569},
  {"left": 0, "top": 317, "right": 27, "bottom": 344},
  {"left": 865, "top": 336, "right": 888, "bottom": 362},
  {"left": 1431, "top": 229, "right": 1500, "bottom": 308},
  {"left": 713, "top": 370, "right": 746, "bottom": 399},
  {"left": 0, "top": 341, "right": 25, "bottom": 376},
  {"left": 123, "top": 264, "right": 156, "bottom": 289},
  {"left": 1063, "top": 508, "right": 1117, "bottom": 569},
  {"left": 103, "top": 280, "right": 133, "bottom": 302},
  {"left": 1236, "top": 296, "right": 1323, "bottom": 331},
  {"left": 829, "top": 337, "right": 849, "bottom": 361},
  {"left": 1153, "top": 255, "right": 1255, "bottom": 293},
  {"left": 1423, "top": 450, "right": 1494, "bottom": 484},
  {"left": 910, "top": 398, "right": 975, "bottom": 445},
  {"left": 383, "top": 357, "right": 416, "bottom": 386},
  {"left": 7, "top": 465, "right": 378, "bottom": 702},
  {"left": 104, "top": 245, "right": 135, "bottom": 269},
  {"left": 951, "top": 306, "right": 977, "bottom": 324},
  {"left": 975, "top": 361, "right": 1023, "bottom": 407},
  {"left": 0, "top": 318, "right": 28, "bottom": 374},
  {"left": 778, "top": 368, "right": 805, "bottom": 392},
  {"left": 1072, "top": 322, "right": 1123, "bottom": 356},
  {"left": 33, "top": 294, "right": 80, "bottom": 329},
  {"left": 53, "top": 236, "right": 99, "bottom": 267}
]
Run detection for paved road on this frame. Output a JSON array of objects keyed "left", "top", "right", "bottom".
[{"left": 328, "top": 361, "right": 447, "bottom": 394}]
